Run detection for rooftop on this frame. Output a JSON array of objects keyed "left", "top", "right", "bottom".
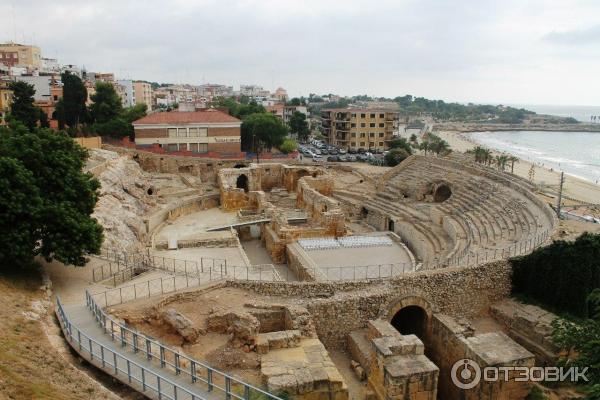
[
  {"left": 322, "top": 108, "right": 400, "bottom": 113},
  {"left": 133, "top": 109, "right": 241, "bottom": 125}
]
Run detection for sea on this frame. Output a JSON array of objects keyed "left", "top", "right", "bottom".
[{"left": 464, "top": 105, "right": 600, "bottom": 185}]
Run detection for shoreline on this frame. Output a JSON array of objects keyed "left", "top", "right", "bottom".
[{"left": 436, "top": 130, "right": 600, "bottom": 206}]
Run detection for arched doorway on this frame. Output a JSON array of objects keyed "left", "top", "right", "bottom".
[
  {"left": 433, "top": 184, "right": 452, "bottom": 202},
  {"left": 387, "top": 219, "right": 395, "bottom": 232},
  {"left": 391, "top": 305, "right": 428, "bottom": 339},
  {"left": 236, "top": 174, "right": 249, "bottom": 192}
]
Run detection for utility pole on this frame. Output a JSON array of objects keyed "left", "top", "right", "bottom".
[{"left": 556, "top": 171, "right": 564, "bottom": 218}]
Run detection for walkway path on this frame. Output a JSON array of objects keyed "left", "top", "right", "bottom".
[{"left": 59, "top": 302, "right": 216, "bottom": 400}]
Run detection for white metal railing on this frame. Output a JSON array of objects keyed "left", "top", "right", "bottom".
[
  {"left": 56, "top": 295, "right": 209, "bottom": 400},
  {"left": 82, "top": 291, "right": 282, "bottom": 400}
]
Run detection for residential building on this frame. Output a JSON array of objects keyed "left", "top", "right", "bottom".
[
  {"left": 40, "top": 58, "right": 60, "bottom": 74},
  {"left": 132, "top": 109, "right": 242, "bottom": 154},
  {"left": 283, "top": 105, "right": 308, "bottom": 124},
  {"left": 266, "top": 104, "right": 284, "bottom": 119},
  {"left": 273, "top": 87, "right": 288, "bottom": 102},
  {"left": 61, "top": 64, "right": 82, "bottom": 78},
  {"left": 133, "top": 81, "right": 153, "bottom": 109},
  {"left": 197, "top": 83, "right": 233, "bottom": 99},
  {"left": 0, "top": 43, "right": 42, "bottom": 69},
  {"left": 116, "top": 79, "right": 135, "bottom": 107},
  {"left": 14, "top": 76, "right": 53, "bottom": 101},
  {"left": 0, "top": 80, "right": 12, "bottom": 124},
  {"left": 240, "top": 84, "right": 269, "bottom": 97},
  {"left": 321, "top": 108, "right": 399, "bottom": 151}
]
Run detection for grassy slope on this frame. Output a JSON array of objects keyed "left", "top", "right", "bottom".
[{"left": 0, "top": 268, "right": 123, "bottom": 400}]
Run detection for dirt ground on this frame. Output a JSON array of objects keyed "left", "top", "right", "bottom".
[{"left": 0, "top": 267, "right": 144, "bottom": 400}]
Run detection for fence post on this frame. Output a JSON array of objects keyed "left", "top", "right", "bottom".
[
  {"left": 226, "top": 376, "right": 231, "bottom": 400},
  {"left": 113, "top": 352, "right": 118, "bottom": 374},
  {"left": 157, "top": 377, "right": 162, "bottom": 399},
  {"left": 101, "top": 346, "right": 105, "bottom": 367},
  {"left": 141, "top": 368, "right": 146, "bottom": 391},
  {"left": 191, "top": 361, "right": 196, "bottom": 382},
  {"left": 207, "top": 368, "right": 213, "bottom": 391},
  {"left": 127, "top": 360, "right": 131, "bottom": 383},
  {"left": 146, "top": 339, "right": 152, "bottom": 360},
  {"left": 89, "top": 338, "right": 93, "bottom": 360},
  {"left": 175, "top": 353, "right": 181, "bottom": 375},
  {"left": 160, "top": 345, "right": 165, "bottom": 367}
]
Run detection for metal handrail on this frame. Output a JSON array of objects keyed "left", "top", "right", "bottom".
[
  {"left": 56, "top": 295, "right": 207, "bottom": 400},
  {"left": 83, "top": 291, "right": 282, "bottom": 400}
]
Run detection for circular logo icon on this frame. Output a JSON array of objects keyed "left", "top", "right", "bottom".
[{"left": 451, "top": 359, "right": 481, "bottom": 390}]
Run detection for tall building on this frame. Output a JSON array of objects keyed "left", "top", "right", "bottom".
[
  {"left": 273, "top": 87, "right": 288, "bottom": 102},
  {"left": 197, "top": 83, "right": 233, "bottom": 99},
  {"left": 321, "top": 108, "right": 399, "bottom": 151},
  {"left": 133, "top": 81, "right": 153, "bottom": 109},
  {"left": 0, "top": 43, "right": 41, "bottom": 69},
  {"left": 116, "top": 79, "right": 135, "bottom": 107}
]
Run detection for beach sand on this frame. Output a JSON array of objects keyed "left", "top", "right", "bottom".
[{"left": 437, "top": 130, "right": 600, "bottom": 205}]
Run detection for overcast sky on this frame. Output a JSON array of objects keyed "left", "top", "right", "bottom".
[{"left": 2, "top": 0, "right": 600, "bottom": 105}]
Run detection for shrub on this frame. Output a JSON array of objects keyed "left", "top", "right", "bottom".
[
  {"left": 511, "top": 233, "right": 600, "bottom": 318},
  {"left": 279, "top": 138, "right": 298, "bottom": 154}
]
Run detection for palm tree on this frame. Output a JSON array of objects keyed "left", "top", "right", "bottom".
[
  {"left": 508, "top": 155, "right": 519, "bottom": 174},
  {"left": 495, "top": 154, "right": 509, "bottom": 171}
]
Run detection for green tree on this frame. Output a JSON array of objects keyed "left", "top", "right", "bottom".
[
  {"left": 0, "top": 157, "right": 42, "bottom": 267},
  {"left": 241, "top": 113, "right": 288, "bottom": 153},
  {"left": 389, "top": 137, "right": 413, "bottom": 155},
  {"left": 0, "top": 124, "right": 103, "bottom": 266},
  {"left": 288, "top": 111, "right": 309, "bottom": 141},
  {"left": 385, "top": 148, "right": 410, "bottom": 167},
  {"left": 56, "top": 71, "right": 88, "bottom": 129},
  {"left": 279, "top": 138, "right": 298, "bottom": 154},
  {"left": 89, "top": 82, "right": 122, "bottom": 123},
  {"left": 7, "top": 81, "right": 40, "bottom": 130}
]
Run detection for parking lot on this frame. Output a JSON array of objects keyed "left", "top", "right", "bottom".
[{"left": 298, "top": 138, "right": 386, "bottom": 165}]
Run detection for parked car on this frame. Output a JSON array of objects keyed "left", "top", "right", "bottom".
[
  {"left": 338, "top": 148, "right": 347, "bottom": 155},
  {"left": 312, "top": 155, "right": 323, "bottom": 162},
  {"left": 321, "top": 149, "right": 329, "bottom": 155},
  {"left": 356, "top": 154, "right": 368, "bottom": 161},
  {"left": 357, "top": 148, "right": 367, "bottom": 154},
  {"left": 327, "top": 156, "right": 339, "bottom": 162},
  {"left": 329, "top": 149, "right": 338, "bottom": 155},
  {"left": 346, "top": 155, "right": 357, "bottom": 162},
  {"left": 314, "top": 149, "right": 321, "bottom": 155},
  {"left": 348, "top": 148, "right": 357, "bottom": 154}
]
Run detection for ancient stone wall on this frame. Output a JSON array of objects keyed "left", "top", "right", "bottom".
[{"left": 226, "top": 260, "right": 512, "bottom": 348}]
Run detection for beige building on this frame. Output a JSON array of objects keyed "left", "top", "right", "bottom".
[
  {"left": 0, "top": 80, "right": 12, "bottom": 124},
  {"left": 133, "top": 81, "right": 153, "bottom": 109},
  {"left": 0, "top": 43, "right": 41, "bottom": 69},
  {"left": 321, "top": 108, "right": 399, "bottom": 151}
]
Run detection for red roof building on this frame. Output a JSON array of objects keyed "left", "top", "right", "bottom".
[{"left": 132, "top": 109, "right": 242, "bottom": 154}]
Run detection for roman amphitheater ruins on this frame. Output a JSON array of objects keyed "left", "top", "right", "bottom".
[{"left": 53, "top": 146, "right": 558, "bottom": 400}]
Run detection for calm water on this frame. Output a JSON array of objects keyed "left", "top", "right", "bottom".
[
  {"left": 467, "top": 130, "right": 600, "bottom": 184},
  {"left": 512, "top": 104, "right": 600, "bottom": 123}
]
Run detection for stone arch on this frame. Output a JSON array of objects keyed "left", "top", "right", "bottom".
[
  {"left": 236, "top": 174, "right": 249, "bottom": 192},
  {"left": 385, "top": 295, "right": 434, "bottom": 341},
  {"left": 432, "top": 183, "right": 452, "bottom": 202}
]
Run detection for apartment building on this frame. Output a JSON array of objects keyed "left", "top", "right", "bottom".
[
  {"left": 0, "top": 43, "right": 41, "bottom": 69},
  {"left": 197, "top": 83, "right": 233, "bottom": 99},
  {"left": 116, "top": 79, "right": 135, "bottom": 107},
  {"left": 283, "top": 105, "right": 308, "bottom": 124},
  {"left": 132, "top": 109, "right": 241, "bottom": 154},
  {"left": 133, "top": 81, "right": 153, "bottom": 109},
  {"left": 321, "top": 108, "right": 399, "bottom": 151}
]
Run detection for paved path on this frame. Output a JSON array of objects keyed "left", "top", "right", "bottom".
[{"left": 60, "top": 303, "right": 222, "bottom": 400}]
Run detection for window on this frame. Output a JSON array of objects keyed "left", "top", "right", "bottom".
[
  {"left": 360, "top": 113, "right": 366, "bottom": 118},
  {"left": 369, "top": 142, "right": 375, "bottom": 147},
  {"left": 351, "top": 132, "right": 356, "bottom": 138},
  {"left": 352, "top": 142, "right": 357, "bottom": 147},
  {"left": 199, "top": 128, "right": 208, "bottom": 137},
  {"left": 189, "top": 127, "right": 199, "bottom": 137},
  {"left": 370, "top": 113, "right": 375, "bottom": 118},
  {"left": 360, "top": 142, "right": 365, "bottom": 147},
  {"left": 351, "top": 123, "right": 356, "bottom": 128},
  {"left": 168, "top": 128, "right": 177, "bottom": 137},
  {"left": 379, "top": 123, "right": 384, "bottom": 127},
  {"left": 360, "top": 132, "right": 366, "bottom": 138},
  {"left": 167, "top": 143, "right": 179, "bottom": 151},
  {"left": 178, "top": 128, "right": 187, "bottom": 137},
  {"left": 351, "top": 113, "right": 356, "bottom": 118},
  {"left": 379, "top": 132, "right": 384, "bottom": 137},
  {"left": 370, "top": 132, "right": 375, "bottom": 138},
  {"left": 198, "top": 143, "right": 208, "bottom": 152},
  {"left": 189, "top": 143, "right": 199, "bottom": 152},
  {"left": 379, "top": 142, "right": 384, "bottom": 146},
  {"left": 360, "top": 123, "right": 366, "bottom": 127},
  {"left": 370, "top": 123, "right": 375, "bottom": 127},
  {"left": 379, "top": 113, "right": 385, "bottom": 118}
]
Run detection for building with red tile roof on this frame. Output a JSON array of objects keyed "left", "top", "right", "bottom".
[{"left": 133, "top": 109, "right": 242, "bottom": 154}]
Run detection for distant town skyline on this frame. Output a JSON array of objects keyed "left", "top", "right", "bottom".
[{"left": 2, "top": 0, "right": 600, "bottom": 106}]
